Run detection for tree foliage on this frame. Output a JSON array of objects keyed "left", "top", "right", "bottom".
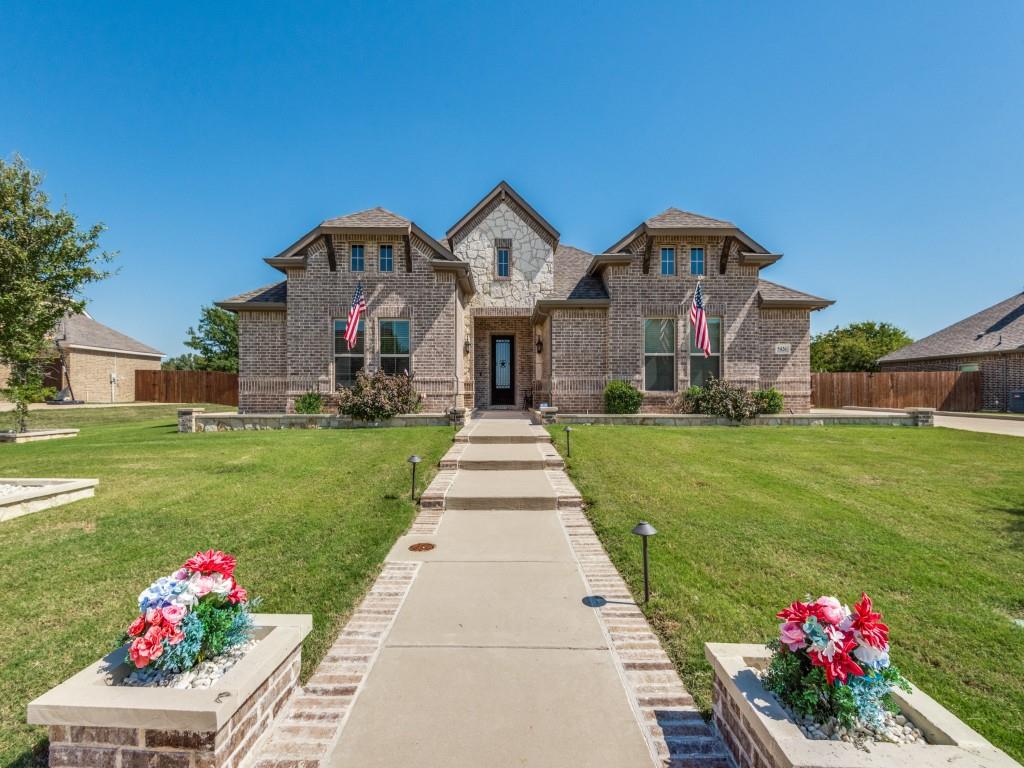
[
  {"left": 162, "top": 353, "right": 202, "bottom": 371},
  {"left": 0, "top": 155, "right": 112, "bottom": 430},
  {"left": 810, "top": 322, "right": 913, "bottom": 372},
  {"left": 184, "top": 306, "right": 238, "bottom": 372}
]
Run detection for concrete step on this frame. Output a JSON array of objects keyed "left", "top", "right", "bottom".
[
  {"left": 445, "top": 470, "right": 558, "bottom": 511},
  {"left": 442, "top": 443, "right": 562, "bottom": 470},
  {"left": 456, "top": 419, "right": 552, "bottom": 445}
]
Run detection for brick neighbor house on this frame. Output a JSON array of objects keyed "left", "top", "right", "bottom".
[
  {"left": 217, "top": 181, "right": 833, "bottom": 414},
  {"left": 0, "top": 312, "right": 164, "bottom": 403},
  {"left": 878, "top": 291, "right": 1024, "bottom": 411}
]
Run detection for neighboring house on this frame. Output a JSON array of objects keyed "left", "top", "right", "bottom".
[
  {"left": 878, "top": 291, "right": 1024, "bottom": 411},
  {"left": 0, "top": 312, "right": 164, "bottom": 403},
  {"left": 217, "top": 181, "right": 833, "bottom": 414}
]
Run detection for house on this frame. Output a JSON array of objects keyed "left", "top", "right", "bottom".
[
  {"left": 878, "top": 291, "right": 1024, "bottom": 411},
  {"left": 217, "top": 181, "right": 833, "bottom": 414},
  {"left": 0, "top": 312, "right": 164, "bottom": 403}
]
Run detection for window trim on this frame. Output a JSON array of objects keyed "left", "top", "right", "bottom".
[
  {"left": 378, "top": 243, "right": 394, "bottom": 273},
  {"left": 378, "top": 318, "right": 412, "bottom": 376},
  {"left": 643, "top": 317, "right": 677, "bottom": 392},
  {"left": 494, "top": 240, "right": 512, "bottom": 280},
  {"left": 688, "top": 316, "right": 722, "bottom": 386},
  {"left": 689, "top": 246, "right": 705, "bottom": 276},
  {"left": 660, "top": 247, "right": 676, "bottom": 276},
  {"left": 334, "top": 317, "right": 365, "bottom": 389},
  {"left": 350, "top": 243, "right": 365, "bottom": 272}
]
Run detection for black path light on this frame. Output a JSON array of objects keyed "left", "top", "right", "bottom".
[
  {"left": 631, "top": 521, "right": 658, "bottom": 604},
  {"left": 407, "top": 455, "right": 422, "bottom": 500},
  {"left": 563, "top": 426, "right": 573, "bottom": 458}
]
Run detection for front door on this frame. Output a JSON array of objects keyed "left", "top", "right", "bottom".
[{"left": 490, "top": 335, "right": 515, "bottom": 406}]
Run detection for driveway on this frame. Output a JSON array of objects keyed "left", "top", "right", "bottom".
[{"left": 812, "top": 408, "right": 1024, "bottom": 437}]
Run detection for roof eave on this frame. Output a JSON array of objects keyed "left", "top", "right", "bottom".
[
  {"left": 430, "top": 259, "right": 476, "bottom": 296},
  {"left": 58, "top": 342, "right": 164, "bottom": 358},
  {"left": 532, "top": 297, "right": 610, "bottom": 323},
  {"left": 215, "top": 301, "right": 287, "bottom": 313},
  {"left": 740, "top": 252, "right": 784, "bottom": 268},
  {"left": 759, "top": 298, "right": 835, "bottom": 311},
  {"left": 879, "top": 347, "right": 1023, "bottom": 364},
  {"left": 446, "top": 181, "right": 560, "bottom": 245},
  {"left": 264, "top": 256, "right": 307, "bottom": 273},
  {"left": 607, "top": 223, "right": 772, "bottom": 256},
  {"left": 586, "top": 253, "right": 633, "bottom": 277}
]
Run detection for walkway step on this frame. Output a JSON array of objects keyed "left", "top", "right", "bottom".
[
  {"left": 445, "top": 469, "right": 557, "bottom": 511},
  {"left": 440, "top": 442, "right": 562, "bottom": 470}
]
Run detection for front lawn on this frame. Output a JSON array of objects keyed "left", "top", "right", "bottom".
[
  {"left": 550, "top": 424, "right": 1024, "bottom": 761},
  {"left": 0, "top": 405, "right": 451, "bottom": 767}
]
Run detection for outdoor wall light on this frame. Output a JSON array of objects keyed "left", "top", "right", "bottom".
[
  {"left": 536, "top": 336, "right": 543, "bottom": 354},
  {"left": 463, "top": 339, "right": 471, "bottom": 354},
  {"left": 407, "top": 454, "right": 422, "bottom": 500},
  {"left": 563, "top": 425, "right": 573, "bottom": 457},
  {"left": 631, "top": 521, "right": 658, "bottom": 604}
]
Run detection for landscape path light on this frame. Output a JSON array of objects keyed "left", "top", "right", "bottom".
[
  {"left": 631, "top": 521, "right": 657, "bottom": 604},
  {"left": 563, "top": 426, "right": 573, "bottom": 458},
  {"left": 407, "top": 454, "right": 422, "bottom": 501}
]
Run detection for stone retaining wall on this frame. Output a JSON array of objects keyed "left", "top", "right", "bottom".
[{"left": 179, "top": 409, "right": 452, "bottom": 433}]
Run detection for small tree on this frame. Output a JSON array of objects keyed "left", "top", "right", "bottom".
[
  {"left": 0, "top": 155, "right": 112, "bottom": 431},
  {"left": 184, "top": 306, "right": 238, "bottom": 372},
  {"left": 811, "top": 322, "right": 913, "bottom": 372}
]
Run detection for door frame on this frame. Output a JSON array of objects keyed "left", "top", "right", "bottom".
[{"left": 490, "top": 334, "right": 516, "bottom": 406}]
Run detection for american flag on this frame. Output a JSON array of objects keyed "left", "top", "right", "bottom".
[
  {"left": 344, "top": 282, "right": 366, "bottom": 350},
  {"left": 690, "top": 281, "right": 711, "bottom": 358}
]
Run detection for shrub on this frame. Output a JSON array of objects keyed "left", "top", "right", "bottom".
[
  {"left": 692, "top": 377, "right": 758, "bottom": 421},
  {"left": 603, "top": 380, "right": 643, "bottom": 414},
  {"left": 337, "top": 370, "right": 422, "bottom": 422},
  {"left": 294, "top": 390, "right": 325, "bottom": 414},
  {"left": 752, "top": 387, "right": 784, "bottom": 415},
  {"left": 673, "top": 385, "right": 704, "bottom": 414}
]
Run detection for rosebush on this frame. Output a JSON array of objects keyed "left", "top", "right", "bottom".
[
  {"left": 121, "top": 550, "right": 253, "bottom": 672},
  {"left": 294, "top": 390, "right": 325, "bottom": 414},
  {"left": 752, "top": 387, "right": 784, "bottom": 414},
  {"left": 763, "top": 593, "right": 910, "bottom": 728},
  {"left": 337, "top": 370, "right": 421, "bottom": 422},
  {"left": 603, "top": 380, "right": 643, "bottom": 414}
]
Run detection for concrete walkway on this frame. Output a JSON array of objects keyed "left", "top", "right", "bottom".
[{"left": 254, "top": 411, "right": 725, "bottom": 768}]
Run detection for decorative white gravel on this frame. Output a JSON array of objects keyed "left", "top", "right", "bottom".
[
  {"left": 120, "top": 639, "right": 257, "bottom": 689},
  {"left": 789, "top": 706, "right": 925, "bottom": 745}
]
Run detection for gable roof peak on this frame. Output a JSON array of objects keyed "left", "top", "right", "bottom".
[
  {"left": 646, "top": 207, "right": 734, "bottom": 228},
  {"left": 321, "top": 206, "right": 410, "bottom": 228},
  {"left": 446, "top": 180, "right": 559, "bottom": 245}
]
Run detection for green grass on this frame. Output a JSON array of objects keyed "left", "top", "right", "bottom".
[
  {"left": 549, "top": 424, "right": 1024, "bottom": 761},
  {"left": 0, "top": 405, "right": 451, "bottom": 767}
]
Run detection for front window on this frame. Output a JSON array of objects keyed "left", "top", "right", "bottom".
[
  {"left": 660, "top": 248, "right": 675, "bottom": 276},
  {"left": 334, "top": 319, "right": 364, "bottom": 388},
  {"left": 496, "top": 247, "right": 510, "bottom": 278},
  {"left": 379, "top": 244, "right": 393, "bottom": 272},
  {"left": 689, "top": 317, "right": 722, "bottom": 386},
  {"left": 690, "top": 247, "right": 705, "bottom": 276},
  {"left": 379, "top": 319, "right": 411, "bottom": 375},
  {"left": 644, "top": 318, "right": 675, "bottom": 391},
  {"left": 350, "top": 244, "right": 365, "bottom": 272}
]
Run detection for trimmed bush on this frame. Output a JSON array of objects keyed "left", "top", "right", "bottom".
[
  {"left": 294, "top": 391, "right": 325, "bottom": 414},
  {"left": 337, "top": 370, "right": 422, "bottom": 422},
  {"left": 752, "top": 387, "right": 784, "bottom": 414},
  {"left": 603, "top": 380, "right": 644, "bottom": 414},
  {"left": 673, "top": 386, "right": 704, "bottom": 414}
]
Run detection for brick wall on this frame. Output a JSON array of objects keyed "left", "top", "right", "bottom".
[
  {"left": 238, "top": 310, "right": 288, "bottom": 412},
  {"left": 281, "top": 234, "right": 460, "bottom": 413},
  {"left": 471, "top": 312, "right": 535, "bottom": 408},
  {"left": 63, "top": 349, "right": 161, "bottom": 403},
  {"left": 549, "top": 308, "right": 607, "bottom": 412},
  {"left": 46, "top": 647, "right": 301, "bottom": 768},
  {"left": 759, "top": 308, "right": 812, "bottom": 413},
  {"left": 711, "top": 674, "right": 783, "bottom": 768},
  {"left": 881, "top": 352, "right": 1024, "bottom": 411}
]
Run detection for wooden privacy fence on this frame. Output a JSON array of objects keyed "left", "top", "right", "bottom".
[
  {"left": 136, "top": 370, "right": 239, "bottom": 406},
  {"left": 811, "top": 371, "right": 981, "bottom": 412}
]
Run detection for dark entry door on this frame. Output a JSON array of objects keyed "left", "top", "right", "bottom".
[{"left": 490, "top": 335, "right": 515, "bottom": 406}]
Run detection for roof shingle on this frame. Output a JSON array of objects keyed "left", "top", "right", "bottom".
[
  {"left": 218, "top": 281, "right": 287, "bottom": 309},
  {"left": 549, "top": 245, "right": 608, "bottom": 300},
  {"left": 56, "top": 313, "right": 163, "bottom": 356},
  {"left": 646, "top": 207, "right": 734, "bottom": 229},
  {"left": 757, "top": 279, "right": 833, "bottom": 308},
  {"left": 879, "top": 291, "right": 1024, "bottom": 362},
  {"left": 322, "top": 207, "right": 410, "bottom": 228}
]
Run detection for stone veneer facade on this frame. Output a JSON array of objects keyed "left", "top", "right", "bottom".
[{"left": 223, "top": 182, "right": 828, "bottom": 414}]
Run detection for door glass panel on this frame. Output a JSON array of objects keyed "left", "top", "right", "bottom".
[{"left": 495, "top": 339, "right": 511, "bottom": 389}]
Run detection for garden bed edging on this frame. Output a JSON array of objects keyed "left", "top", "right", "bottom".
[
  {"left": 705, "top": 643, "right": 1019, "bottom": 768},
  {"left": 28, "top": 613, "right": 312, "bottom": 768}
]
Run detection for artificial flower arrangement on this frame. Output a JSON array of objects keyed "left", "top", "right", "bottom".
[
  {"left": 121, "top": 550, "right": 255, "bottom": 672},
  {"left": 763, "top": 593, "right": 911, "bottom": 729}
]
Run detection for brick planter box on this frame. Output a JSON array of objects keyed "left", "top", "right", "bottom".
[
  {"left": 705, "top": 643, "right": 1019, "bottom": 768},
  {"left": 181, "top": 410, "right": 451, "bottom": 432},
  {"left": 28, "top": 614, "right": 312, "bottom": 768}
]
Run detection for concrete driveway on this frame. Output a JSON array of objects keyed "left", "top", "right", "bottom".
[{"left": 812, "top": 408, "right": 1024, "bottom": 437}]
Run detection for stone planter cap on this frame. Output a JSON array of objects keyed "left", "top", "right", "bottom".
[{"left": 28, "top": 614, "right": 312, "bottom": 733}]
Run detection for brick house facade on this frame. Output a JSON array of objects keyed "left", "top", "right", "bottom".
[
  {"left": 879, "top": 291, "right": 1024, "bottom": 411},
  {"left": 219, "top": 181, "right": 832, "bottom": 414}
]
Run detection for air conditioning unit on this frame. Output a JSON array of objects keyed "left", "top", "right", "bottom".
[{"left": 1009, "top": 389, "right": 1024, "bottom": 413}]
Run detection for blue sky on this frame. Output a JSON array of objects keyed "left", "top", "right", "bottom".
[{"left": 2, "top": 1, "right": 1022, "bottom": 356}]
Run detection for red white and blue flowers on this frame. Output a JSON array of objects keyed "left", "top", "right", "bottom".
[
  {"left": 765, "top": 593, "right": 910, "bottom": 730},
  {"left": 123, "top": 550, "right": 253, "bottom": 672}
]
